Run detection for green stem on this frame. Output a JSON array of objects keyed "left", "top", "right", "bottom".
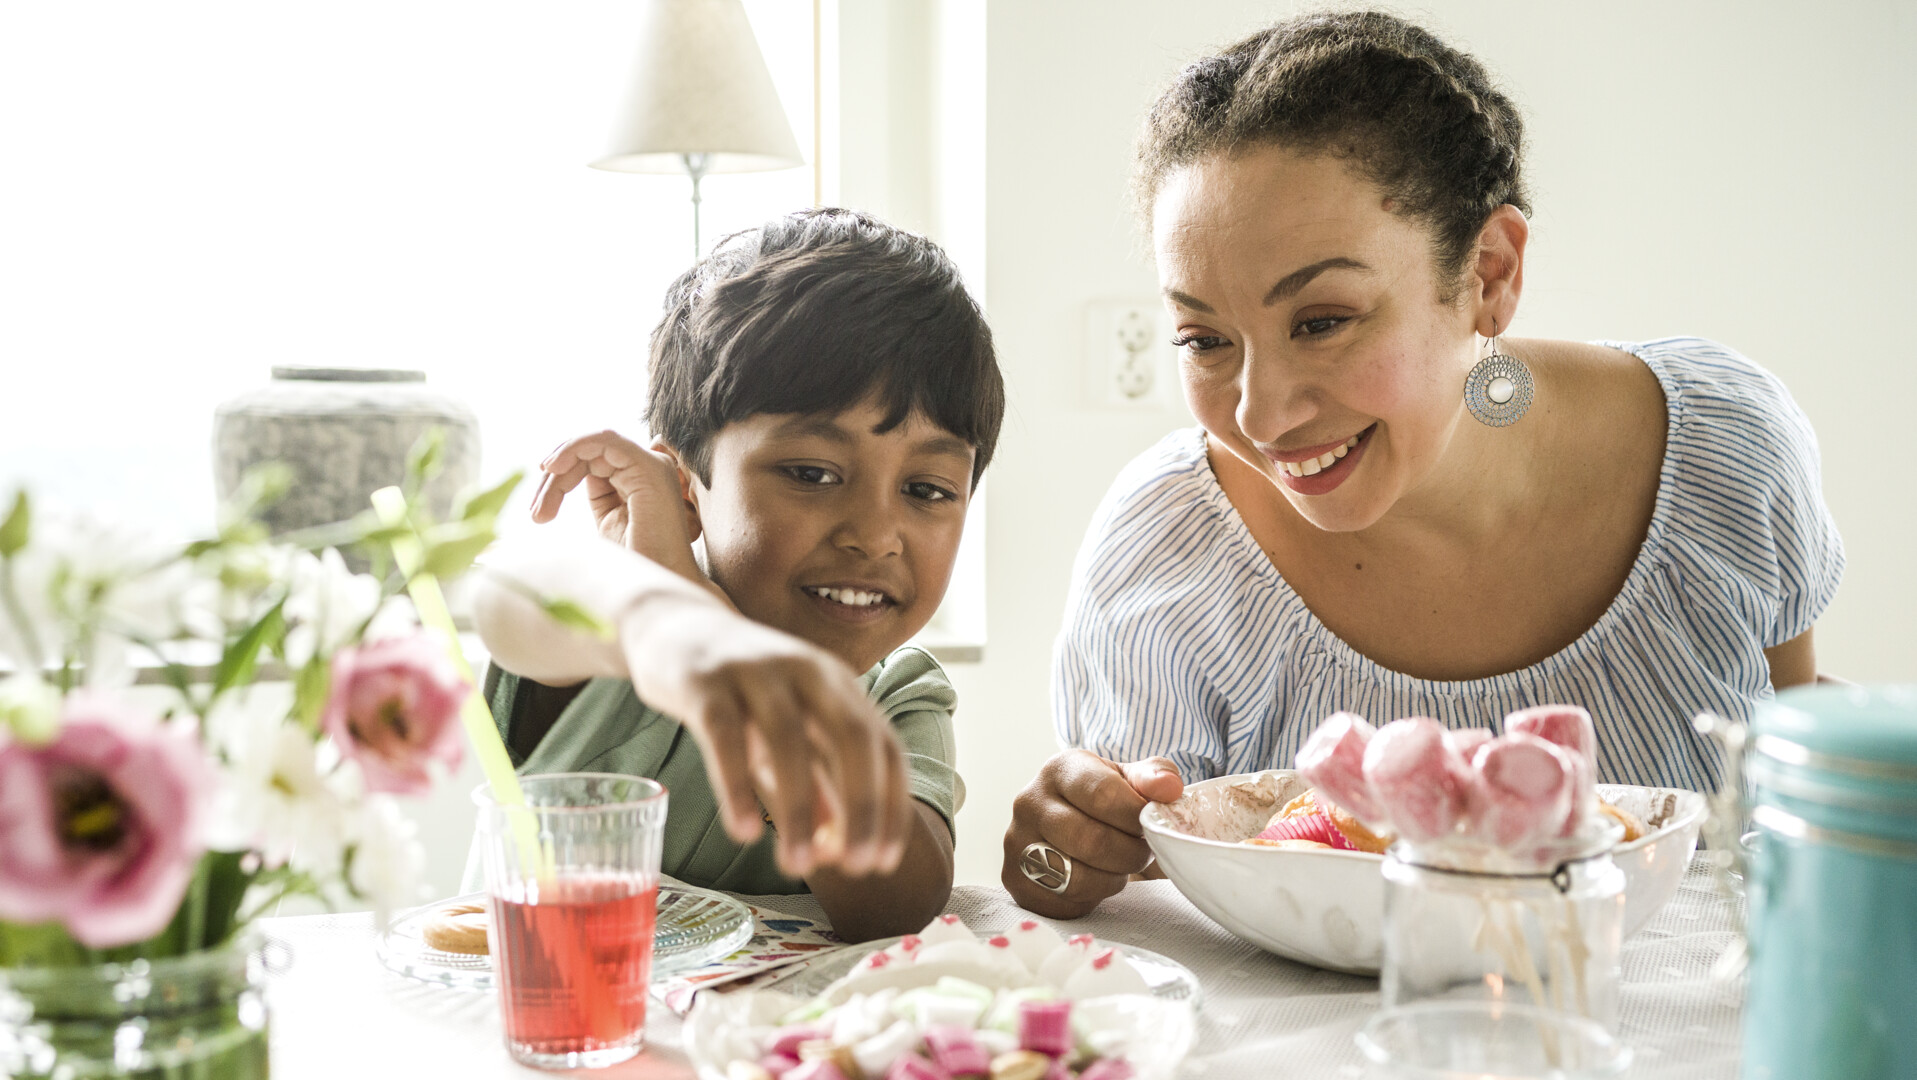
[{"left": 185, "top": 858, "right": 211, "bottom": 951}]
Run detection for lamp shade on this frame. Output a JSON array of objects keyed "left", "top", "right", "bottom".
[{"left": 592, "top": 0, "right": 804, "bottom": 174}]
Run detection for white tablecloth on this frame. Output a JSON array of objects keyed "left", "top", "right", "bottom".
[{"left": 263, "top": 857, "right": 1743, "bottom": 1078}]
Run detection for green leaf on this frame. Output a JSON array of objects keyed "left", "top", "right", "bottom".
[
  {"left": 417, "top": 521, "right": 495, "bottom": 579},
  {"left": 403, "top": 427, "right": 447, "bottom": 496},
  {"left": 541, "top": 597, "right": 616, "bottom": 640},
  {"left": 455, "top": 470, "right": 524, "bottom": 524},
  {"left": 292, "top": 656, "right": 331, "bottom": 733},
  {"left": 213, "top": 601, "right": 286, "bottom": 697},
  {"left": 0, "top": 489, "right": 29, "bottom": 557}
]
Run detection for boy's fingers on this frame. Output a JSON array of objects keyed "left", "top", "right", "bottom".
[
  {"left": 697, "top": 701, "right": 766, "bottom": 843},
  {"left": 822, "top": 699, "right": 887, "bottom": 875},
  {"left": 747, "top": 694, "right": 819, "bottom": 877}
]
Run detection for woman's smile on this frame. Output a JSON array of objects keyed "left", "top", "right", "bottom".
[{"left": 1262, "top": 424, "right": 1375, "bottom": 495}]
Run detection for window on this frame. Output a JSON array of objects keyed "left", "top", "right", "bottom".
[{"left": 1, "top": 1, "right": 817, "bottom": 542}]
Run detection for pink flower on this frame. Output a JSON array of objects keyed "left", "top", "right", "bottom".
[
  {"left": 0, "top": 693, "right": 212, "bottom": 949},
  {"left": 321, "top": 633, "right": 469, "bottom": 795}
]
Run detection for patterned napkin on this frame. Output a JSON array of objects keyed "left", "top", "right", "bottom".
[{"left": 651, "top": 901, "right": 848, "bottom": 1016}]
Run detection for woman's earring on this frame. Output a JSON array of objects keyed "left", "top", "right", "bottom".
[{"left": 1463, "top": 336, "right": 1534, "bottom": 427}]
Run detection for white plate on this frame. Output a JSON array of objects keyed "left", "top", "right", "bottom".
[
  {"left": 375, "top": 881, "right": 754, "bottom": 992},
  {"left": 684, "top": 936, "right": 1199, "bottom": 1080},
  {"left": 774, "top": 933, "right": 1204, "bottom": 1009}
]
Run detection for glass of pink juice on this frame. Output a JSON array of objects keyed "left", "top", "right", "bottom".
[{"left": 475, "top": 773, "right": 667, "bottom": 1070}]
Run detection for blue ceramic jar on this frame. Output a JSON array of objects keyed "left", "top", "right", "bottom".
[{"left": 1742, "top": 685, "right": 1917, "bottom": 1080}]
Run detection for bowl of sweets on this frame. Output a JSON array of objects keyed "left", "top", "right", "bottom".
[{"left": 1140, "top": 706, "right": 1707, "bottom": 975}]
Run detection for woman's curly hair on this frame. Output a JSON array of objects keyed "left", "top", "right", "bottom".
[{"left": 1136, "top": 11, "right": 1530, "bottom": 300}]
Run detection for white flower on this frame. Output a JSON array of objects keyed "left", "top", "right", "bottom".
[
  {"left": 204, "top": 692, "right": 348, "bottom": 877},
  {"left": 281, "top": 548, "right": 381, "bottom": 669},
  {"left": 0, "top": 505, "right": 206, "bottom": 687},
  {"left": 347, "top": 795, "right": 427, "bottom": 923},
  {"left": 0, "top": 671, "right": 61, "bottom": 744}
]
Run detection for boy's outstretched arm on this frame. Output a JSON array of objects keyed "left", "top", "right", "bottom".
[
  {"left": 472, "top": 533, "right": 912, "bottom": 880},
  {"left": 808, "top": 801, "right": 955, "bottom": 943}
]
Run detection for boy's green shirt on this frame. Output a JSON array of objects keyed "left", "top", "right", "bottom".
[{"left": 484, "top": 646, "right": 964, "bottom": 895}]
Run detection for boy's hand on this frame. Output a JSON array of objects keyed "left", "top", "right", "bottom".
[
  {"left": 530, "top": 431, "right": 701, "bottom": 578},
  {"left": 617, "top": 594, "right": 911, "bottom": 878}
]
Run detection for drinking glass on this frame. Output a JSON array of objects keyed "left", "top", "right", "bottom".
[{"left": 474, "top": 773, "right": 668, "bottom": 1070}]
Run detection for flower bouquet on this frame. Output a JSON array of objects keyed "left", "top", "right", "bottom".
[{"left": 0, "top": 435, "right": 529, "bottom": 1078}]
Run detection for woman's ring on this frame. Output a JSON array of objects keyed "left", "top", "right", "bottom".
[{"left": 1019, "top": 842, "right": 1072, "bottom": 894}]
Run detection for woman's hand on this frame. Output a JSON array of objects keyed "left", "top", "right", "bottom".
[
  {"left": 529, "top": 431, "right": 702, "bottom": 581},
  {"left": 617, "top": 593, "right": 912, "bottom": 879},
  {"left": 1002, "top": 750, "right": 1184, "bottom": 918}
]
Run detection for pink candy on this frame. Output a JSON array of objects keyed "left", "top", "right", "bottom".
[
  {"left": 923, "top": 1025, "right": 990, "bottom": 1077},
  {"left": 1361, "top": 718, "right": 1473, "bottom": 842},
  {"left": 884, "top": 1055, "right": 950, "bottom": 1080},
  {"left": 1017, "top": 999, "right": 1074, "bottom": 1056},
  {"left": 1469, "top": 733, "right": 1574, "bottom": 848},
  {"left": 1296, "top": 712, "right": 1385, "bottom": 824},
  {"left": 1293, "top": 705, "right": 1602, "bottom": 852},
  {"left": 770, "top": 1024, "right": 830, "bottom": 1058},
  {"left": 1253, "top": 806, "right": 1360, "bottom": 851},
  {"left": 1505, "top": 705, "right": 1598, "bottom": 837}
]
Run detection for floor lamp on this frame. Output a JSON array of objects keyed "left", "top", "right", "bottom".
[{"left": 591, "top": 0, "right": 804, "bottom": 259}]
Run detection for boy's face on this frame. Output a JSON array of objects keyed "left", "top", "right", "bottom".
[{"left": 687, "top": 400, "right": 975, "bottom": 672}]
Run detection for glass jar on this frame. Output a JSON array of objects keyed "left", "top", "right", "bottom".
[
  {"left": 1742, "top": 685, "right": 1917, "bottom": 1080},
  {"left": 0, "top": 932, "right": 275, "bottom": 1079},
  {"left": 1359, "top": 837, "right": 1631, "bottom": 1078}
]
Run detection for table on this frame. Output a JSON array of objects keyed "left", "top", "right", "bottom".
[{"left": 263, "top": 857, "right": 1743, "bottom": 1078}]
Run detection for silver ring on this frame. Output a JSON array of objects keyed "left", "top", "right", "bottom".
[{"left": 1019, "top": 841, "right": 1072, "bottom": 895}]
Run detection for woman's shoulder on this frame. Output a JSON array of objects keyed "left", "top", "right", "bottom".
[
  {"left": 1610, "top": 337, "right": 1816, "bottom": 449},
  {"left": 1606, "top": 337, "right": 1842, "bottom": 621},
  {"left": 1079, "top": 427, "right": 1230, "bottom": 558}
]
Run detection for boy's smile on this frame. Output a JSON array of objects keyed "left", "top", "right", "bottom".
[{"left": 688, "top": 399, "right": 974, "bottom": 673}]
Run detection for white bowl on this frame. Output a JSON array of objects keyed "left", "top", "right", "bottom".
[{"left": 1139, "top": 770, "right": 1706, "bottom": 975}]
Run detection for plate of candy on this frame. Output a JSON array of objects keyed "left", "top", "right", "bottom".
[{"left": 684, "top": 915, "right": 1197, "bottom": 1080}]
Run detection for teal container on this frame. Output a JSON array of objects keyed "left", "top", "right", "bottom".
[{"left": 1742, "top": 685, "right": 1917, "bottom": 1080}]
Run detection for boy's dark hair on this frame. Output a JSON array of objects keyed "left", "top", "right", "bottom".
[
  {"left": 645, "top": 208, "right": 1004, "bottom": 486},
  {"left": 1136, "top": 11, "right": 1530, "bottom": 301}
]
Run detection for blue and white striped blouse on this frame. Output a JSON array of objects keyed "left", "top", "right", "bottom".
[{"left": 1052, "top": 338, "right": 1844, "bottom": 794}]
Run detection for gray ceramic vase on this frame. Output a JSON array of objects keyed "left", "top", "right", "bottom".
[{"left": 213, "top": 367, "right": 479, "bottom": 537}]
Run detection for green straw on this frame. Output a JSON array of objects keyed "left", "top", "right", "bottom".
[{"left": 370, "top": 487, "right": 549, "bottom": 881}]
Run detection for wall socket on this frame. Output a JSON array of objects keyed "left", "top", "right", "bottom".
[{"left": 1085, "top": 301, "right": 1176, "bottom": 408}]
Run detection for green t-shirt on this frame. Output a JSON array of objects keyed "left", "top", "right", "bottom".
[{"left": 483, "top": 647, "right": 963, "bottom": 895}]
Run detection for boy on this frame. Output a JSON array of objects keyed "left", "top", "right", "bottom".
[{"left": 473, "top": 209, "right": 1002, "bottom": 940}]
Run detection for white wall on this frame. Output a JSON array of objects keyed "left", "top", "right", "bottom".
[{"left": 937, "top": 0, "right": 1917, "bottom": 886}]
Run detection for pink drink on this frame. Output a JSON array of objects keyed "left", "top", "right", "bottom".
[{"left": 491, "top": 878, "right": 657, "bottom": 1060}]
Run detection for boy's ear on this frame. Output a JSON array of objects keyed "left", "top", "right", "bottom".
[{"left": 648, "top": 438, "right": 704, "bottom": 545}]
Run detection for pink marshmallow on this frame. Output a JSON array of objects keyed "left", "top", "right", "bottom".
[
  {"left": 1361, "top": 717, "right": 1472, "bottom": 843},
  {"left": 1470, "top": 733, "right": 1574, "bottom": 849},
  {"left": 1445, "top": 727, "right": 1494, "bottom": 760},
  {"left": 1504, "top": 705, "right": 1597, "bottom": 837},
  {"left": 1296, "top": 712, "right": 1384, "bottom": 824},
  {"left": 1505, "top": 705, "right": 1595, "bottom": 762}
]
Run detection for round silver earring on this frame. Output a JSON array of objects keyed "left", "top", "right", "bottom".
[{"left": 1463, "top": 335, "right": 1533, "bottom": 427}]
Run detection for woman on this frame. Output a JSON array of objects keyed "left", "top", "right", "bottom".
[{"left": 1003, "top": 11, "right": 1842, "bottom": 918}]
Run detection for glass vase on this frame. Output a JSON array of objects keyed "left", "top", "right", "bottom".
[
  {"left": 1358, "top": 838, "right": 1630, "bottom": 1078},
  {"left": 0, "top": 931, "right": 273, "bottom": 1079}
]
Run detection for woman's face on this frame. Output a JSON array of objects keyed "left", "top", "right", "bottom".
[{"left": 1154, "top": 146, "right": 1480, "bottom": 533}]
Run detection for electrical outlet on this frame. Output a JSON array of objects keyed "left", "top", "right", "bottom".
[{"left": 1086, "top": 302, "right": 1175, "bottom": 408}]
